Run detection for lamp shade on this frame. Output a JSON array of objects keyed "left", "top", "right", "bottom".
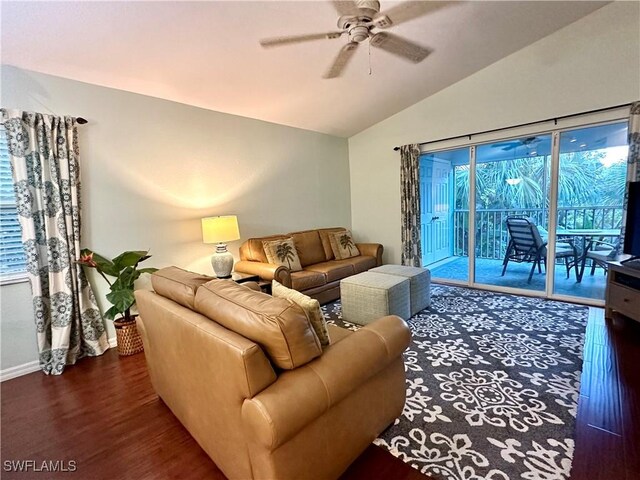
[{"left": 201, "top": 216, "right": 240, "bottom": 244}]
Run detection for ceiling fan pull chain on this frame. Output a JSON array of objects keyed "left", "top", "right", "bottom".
[{"left": 368, "top": 39, "right": 372, "bottom": 76}]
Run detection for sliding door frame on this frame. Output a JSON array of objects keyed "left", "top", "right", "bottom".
[
  {"left": 468, "top": 145, "right": 477, "bottom": 286},
  {"left": 545, "top": 131, "right": 561, "bottom": 299}
]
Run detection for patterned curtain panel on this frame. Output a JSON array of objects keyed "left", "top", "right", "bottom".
[
  {"left": 400, "top": 144, "right": 422, "bottom": 267},
  {"left": 619, "top": 102, "right": 640, "bottom": 251},
  {"left": 1, "top": 109, "right": 108, "bottom": 375}
]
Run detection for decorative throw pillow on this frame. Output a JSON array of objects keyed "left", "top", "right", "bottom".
[
  {"left": 329, "top": 230, "right": 360, "bottom": 260},
  {"left": 263, "top": 237, "right": 303, "bottom": 272},
  {"left": 272, "top": 280, "right": 330, "bottom": 347}
]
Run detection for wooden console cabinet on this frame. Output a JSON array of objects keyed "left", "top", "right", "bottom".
[{"left": 605, "top": 261, "right": 640, "bottom": 322}]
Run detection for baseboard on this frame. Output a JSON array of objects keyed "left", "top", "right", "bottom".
[
  {"left": 1, "top": 337, "right": 118, "bottom": 382},
  {"left": 0, "top": 360, "right": 40, "bottom": 382}
]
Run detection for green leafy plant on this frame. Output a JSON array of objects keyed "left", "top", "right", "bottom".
[{"left": 78, "top": 249, "right": 158, "bottom": 322}]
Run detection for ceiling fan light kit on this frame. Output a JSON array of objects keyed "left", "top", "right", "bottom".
[{"left": 259, "top": 0, "right": 435, "bottom": 79}]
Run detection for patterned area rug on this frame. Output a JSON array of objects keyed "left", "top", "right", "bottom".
[{"left": 321, "top": 285, "right": 588, "bottom": 480}]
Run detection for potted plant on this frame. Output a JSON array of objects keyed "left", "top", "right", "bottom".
[{"left": 78, "top": 249, "right": 157, "bottom": 356}]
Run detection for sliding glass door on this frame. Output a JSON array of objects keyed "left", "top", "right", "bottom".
[
  {"left": 421, "top": 120, "right": 629, "bottom": 304},
  {"left": 552, "top": 122, "right": 628, "bottom": 300},
  {"left": 473, "top": 135, "right": 552, "bottom": 293}
]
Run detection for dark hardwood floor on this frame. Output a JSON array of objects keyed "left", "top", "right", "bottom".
[
  {"left": 1, "top": 308, "right": 639, "bottom": 480},
  {"left": 571, "top": 310, "right": 640, "bottom": 480}
]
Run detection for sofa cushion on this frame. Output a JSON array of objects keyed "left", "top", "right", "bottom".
[
  {"left": 290, "top": 270, "right": 326, "bottom": 291},
  {"left": 329, "top": 230, "right": 361, "bottom": 260},
  {"left": 304, "top": 261, "right": 355, "bottom": 283},
  {"left": 194, "top": 280, "right": 322, "bottom": 370},
  {"left": 240, "top": 235, "right": 287, "bottom": 263},
  {"left": 151, "top": 266, "right": 214, "bottom": 309},
  {"left": 318, "top": 227, "right": 346, "bottom": 261},
  {"left": 272, "top": 280, "right": 330, "bottom": 347},
  {"left": 290, "top": 230, "right": 326, "bottom": 267},
  {"left": 263, "top": 237, "right": 303, "bottom": 272},
  {"left": 331, "top": 256, "right": 376, "bottom": 274}
]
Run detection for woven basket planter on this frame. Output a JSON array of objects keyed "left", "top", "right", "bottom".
[{"left": 114, "top": 317, "right": 144, "bottom": 356}]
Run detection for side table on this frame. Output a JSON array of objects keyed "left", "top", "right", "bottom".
[
  {"left": 231, "top": 272, "right": 272, "bottom": 295},
  {"left": 605, "top": 261, "right": 640, "bottom": 323}
]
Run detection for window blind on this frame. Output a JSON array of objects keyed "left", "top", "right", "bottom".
[{"left": 0, "top": 126, "right": 27, "bottom": 275}]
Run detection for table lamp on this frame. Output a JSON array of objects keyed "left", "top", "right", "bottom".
[{"left": 201, "top": 215, "right": 240, "bottom": 278}]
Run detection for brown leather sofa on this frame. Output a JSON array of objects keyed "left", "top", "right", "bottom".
[
  {"left": 135, "top": 267, "right": 410, "bottom": 480},
  {"left": 234, "top": 227, "right": 383, "bottom": 304}
]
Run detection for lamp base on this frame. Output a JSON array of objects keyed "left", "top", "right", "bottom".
[{"left": 211, "top": 244, "right": 234, "bottom": 278}]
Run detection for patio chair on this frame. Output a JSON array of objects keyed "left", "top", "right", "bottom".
[
  {"left": 579, "top": 238, "right": 617, "bottom": 278},
  {"left": 502, "top": 216, "right": 579, "bottom": 283}
]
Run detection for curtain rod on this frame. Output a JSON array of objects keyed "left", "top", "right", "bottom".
[
  {"left": 392, "top": 102, "right": 632, "bottom": 151},
  {"left": 0, "top": 111, "right": 88, "bottom": 124}
]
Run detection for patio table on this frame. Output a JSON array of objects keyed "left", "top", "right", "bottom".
[{"left": 556, "top": 228, "right": 620, "bottom": 282}]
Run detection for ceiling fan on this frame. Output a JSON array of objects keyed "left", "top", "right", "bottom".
[
  {"left": 492, "top": 137, "right": 542, "bottom": 151},
  {"left": 259, "top": 1, "right": 444, "bottom": 79}
]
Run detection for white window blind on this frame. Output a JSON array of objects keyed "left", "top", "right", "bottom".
[{"left": 0, "top": 126, "right": 27, "bottom": 275}]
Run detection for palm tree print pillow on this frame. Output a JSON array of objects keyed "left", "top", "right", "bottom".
[
  {"left": 329, "top": 230, "right": 360, "bottom": 260},
  {"left": 263, "top": 238, "right": 303, "bottom": 271}
]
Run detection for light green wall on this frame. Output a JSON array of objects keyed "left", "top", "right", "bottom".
[
  {"left": 0, "top": 66, "right": 351, "bottom": 371},
  {"left": 0, "top": 282, "right": 39, "bottom": 369},
  {"left": 348, "top": 1, "right": 640, "bottom": 263}
]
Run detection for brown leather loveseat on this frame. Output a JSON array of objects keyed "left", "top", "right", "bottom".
[
  {"left": 234, "top": 227, "right": 383, "bottom": 304},
  {"left": 135, "top": 267, "right": 410, "bottom": 480}
]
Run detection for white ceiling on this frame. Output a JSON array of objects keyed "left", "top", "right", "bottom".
[{"left": 1, "top": 1, "right": 608, "bottom": 137}]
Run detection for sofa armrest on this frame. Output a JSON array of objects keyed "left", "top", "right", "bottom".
[
  {"left": 356, "top": 243, "right": 384, "bottom": 266},
  {"left": 234, "top": 260, "right": 292, "bottom": 287},
  {"left": 241, "top": 315, "right": 410, "bottom": 450}
]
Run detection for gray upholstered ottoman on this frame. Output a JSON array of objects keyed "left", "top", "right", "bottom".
[
  {"left": 370, "top": 265, "right": 431, "bottom": 315},
  {"left": 340, "top": 272, "right": 410, "bottom": 325}
]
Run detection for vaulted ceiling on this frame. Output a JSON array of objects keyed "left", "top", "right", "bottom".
[{"left": 1, "top": 1, "right": 608, "bottom": 137}]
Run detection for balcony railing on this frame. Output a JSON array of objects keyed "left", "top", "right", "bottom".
[{"left": 453, "top": 206, "right": 624, "bottom": 260}]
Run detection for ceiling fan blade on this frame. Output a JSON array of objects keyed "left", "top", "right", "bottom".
[
  {"left": 260, "top": 32, "right": 343, "bottom": 48},
  {"left": 330, "top": 0, "right": 360, "bottom": 17},
  {"left": 373, "top": 1, "right": 452, "bottom": 29},
  {"left": 323, "top": 42, "right": 359, "bottom": 79},
  {"left": 370, "top": 32, "right": 431, "bottom": 63}
]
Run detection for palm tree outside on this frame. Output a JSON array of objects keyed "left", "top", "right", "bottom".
[{"left": 453, "top": 149, "right": 626, "bottom": 260}]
